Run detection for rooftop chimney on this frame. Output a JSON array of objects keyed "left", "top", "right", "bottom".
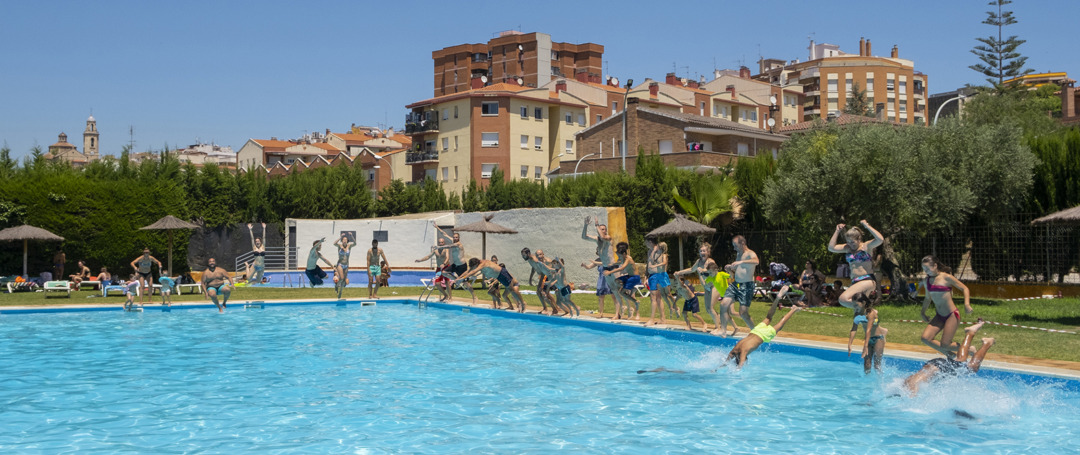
[
  {"left": 727, "top": 84, "right": 736, "bottom": 100},
  {"left": 666, "top": 72, "right": 678, "bottom": 85},
  {"left": 575, "top": 70, "right": 589, "bottom": 83},
  {"left": 891, "top": 45, "right": 898, "bottom": 58},
  {"left": 866, "top": 39, "right": 872, "bottom": 56},
  {"left": 556, "top": 80, "right": 567, "bottom": 93},
  {"left": 739, "top": 66, "right": 751, "bottom": 79},
  {"left": 649, "top": 82, "right": 659, "bottom": 97},
  {"left": 827, "top": 112, "right": 838, "bottom": 122},
  {"left": 471, "top": 76, "right": 484, "bottom": 90},
  {"left": 859, "top": 37, "right": 866, "bottom": 56}
]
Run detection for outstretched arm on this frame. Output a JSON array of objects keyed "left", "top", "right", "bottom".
[
  {"left": 581, "top": 216, "right": 597, "bottom": 241},
  {"left": 581, "top": 259, "right": 601, "bottom": 270},
  {"left": 247, "top": 223, "right": 258, "bottom": 250}
]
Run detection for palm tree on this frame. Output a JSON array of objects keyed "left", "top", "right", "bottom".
[{"left": 671, "top": 175, "right": 737, "bottom": 225}]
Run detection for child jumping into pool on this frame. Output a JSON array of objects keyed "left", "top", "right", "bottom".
[
  {"left": 333, "top": 233, "right": 355, "bottom": 299},
  {"left": 123, "top": 274, "right": 139, "bottom": 310},
  {"left": 904, "top": 319, "right": 994, "bottom": 395},
  {"left": 724, "top": 286, "right": 799, "bottom": 368},
  {"left": 848, "top": 294, "right": 888, "bottom": 374},
  {"left": 454, "top": 258, "right": 526, "bottom": 312},
  {"left": 550, "top": 256, "right": 580, "bottom": 318}
]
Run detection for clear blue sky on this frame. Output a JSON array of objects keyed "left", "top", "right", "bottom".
[{"left": 1, "top": 0, "right": 1076, "bottom": 159}]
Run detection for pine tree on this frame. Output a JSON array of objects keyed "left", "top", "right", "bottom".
[
  {"left": 843, "top": 82, "right": 874, "bottom": 117},
  {"left": 969, "top": 0, "right": 1033, "bottom": 91}
]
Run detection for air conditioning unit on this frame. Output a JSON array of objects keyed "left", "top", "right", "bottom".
[
  {"left": 534, "top": 145, "right": 542, "bottom": 151},
  {"left": 481, "top": 171, "right": 492, "bottom": 178}
]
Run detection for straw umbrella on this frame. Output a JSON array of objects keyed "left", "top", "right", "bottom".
[
  {"left": 140, "top": 215, "right": 200, "bottom": 275},
  {"left": 646, "top": 213, "right": 716, "bottom": 269},
  {"left": 1031, "top": 205, "right": 1080, "bottom": 280},
  {"left": 0, "top": 224, "right": 64, "bottom": 277},
  {"left": 454, "top": 214, "right": 519, "bottom": 259}
]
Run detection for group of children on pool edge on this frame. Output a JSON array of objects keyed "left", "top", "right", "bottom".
[{"left": 420, "top": 216, "right": 995, "bottom": 395}]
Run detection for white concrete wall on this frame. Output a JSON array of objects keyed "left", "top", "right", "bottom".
[
  {"left": 454, "top": 207, "right": 622, "bottom": 288},
  {"left": 291, "top": 213, "right": 456, "bottom": 270}
]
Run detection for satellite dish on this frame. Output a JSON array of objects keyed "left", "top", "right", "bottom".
[
  {"left": 480, "top": 75, "right": 488, "bottom": 84},
  {"left": 611, "top": 77, "right": 619, "bottom": 87},
  {"left": 680, "top": 78, "right": 688, "bottom": 86},
  {"left": 767, "top": 118, "right": 776, "bottom": 127},
  {"left": 518, "top": 44, "right": 523, "bottom": 51},
  {"left": 769, "top": 95, "right": 778, "bottom": 105},
  {"left": 516, "top": 77, "right": 523, "bottom": 85}
]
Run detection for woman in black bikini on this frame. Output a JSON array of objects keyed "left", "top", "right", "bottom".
[
  {"left": 919, "top": 255, "right": 974, "bottom": 356},
  {"left": 827, "top": 220, "right": 884, "bottom": 310}
]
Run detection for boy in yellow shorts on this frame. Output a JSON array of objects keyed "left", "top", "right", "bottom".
[{"left": 725, "top": 286, "right": 799, "bottom": 368}]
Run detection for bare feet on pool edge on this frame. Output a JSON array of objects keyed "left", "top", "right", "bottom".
[{"left": 965, "top": 318, "right": 986, "bottom": 334}]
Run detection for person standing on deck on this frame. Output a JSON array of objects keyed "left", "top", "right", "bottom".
[
  {"left": 583, "top": 216, "right": 628, "bottom": 318},
  {"left": 433, "top": 222, "right": 477, "bottom": 304},
  {"left": 130, "top": 248, "right": 162, "bottom": 307},
  {"left": 674, "top": 244, "right": 721, "bottom": 332},
  {"left": 416, "top": 238, "right": 451, "bottom": 302},
  {"left": 717, "top": 235, "right": 760, "bottom": 337}
]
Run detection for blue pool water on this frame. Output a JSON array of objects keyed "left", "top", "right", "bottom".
[{"left": 1, "top": 300, "right": 1078, "bottom": 453}]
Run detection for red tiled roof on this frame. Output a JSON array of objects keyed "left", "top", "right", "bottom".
[
  {"left": 307, "top": 142, "right": 341, "bottom": 153},
  {"left": 253, "top": 139, "right": 296, "bottom": 150}
]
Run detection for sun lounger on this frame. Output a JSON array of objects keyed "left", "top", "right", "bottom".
[
  {"left": 43, "top": 281, "right": 72, "bottom": 298},
  {"left": 75, "top": 280, "right": 102, "bottom": 291}
]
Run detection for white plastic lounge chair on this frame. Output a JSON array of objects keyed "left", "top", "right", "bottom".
[{"left": 44, "top": 281, "right": 71, "bottom": 298}]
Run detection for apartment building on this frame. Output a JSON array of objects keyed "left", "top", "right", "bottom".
[
  {"left": 564, "top": 97, "right": 788, "bottom": 176},
  {"left": 701, "top": 68, "right": 803, "bottom": 130},
  {"left": 755, "top": 38, "right": 928, "bottom": 125},
  {"left": 431, "top": 31, "right": 603, "bottom": 97},
  {"left": 404, "top": 81, "right": 592, "bottom": 194}
]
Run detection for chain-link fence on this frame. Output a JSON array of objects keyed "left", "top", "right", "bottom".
[{"left": 707, "top": 217, "right": 1080, "bottom": 285}]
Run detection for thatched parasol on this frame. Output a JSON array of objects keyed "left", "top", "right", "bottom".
[
  {"left": 646, "top": 213, "right": 716, "bottom": 269},
  {"left": 0, "top": 225, "right": 65, "bottom": 277},
  {"left": 140, "top": 215, "right": 200, "bottom": 275},
  {"left": 1031, "top": 205, "right": 1080, "bottom": 226},
  {"left": 454, "top": 214, "right": 519, "bottom": 259}
]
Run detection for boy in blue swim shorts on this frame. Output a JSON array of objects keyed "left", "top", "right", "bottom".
[{"left": 675, "top": 277, "right": 708, "bottom": 331}]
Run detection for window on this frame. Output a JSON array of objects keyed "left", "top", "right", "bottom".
[
  {"left": 899, "top": 81, "right": 907, "bottom": 95},
  {"left": 551, "top": 50, "right": 559, "bottom": 60},
  {"left": 565, "top": 113, "right": 573, "bottom": 125},
  {"left": 899, "top": 103, "right": 907, "bottom": 112},
  {"left": 737, "top": 143, "right": 749, "bottom": 156},
  {"left": 886, "top": 80, "right": 895, "bottom": 91},
  {"left": 866, "top": 75, "right": 875, "bottom": 93},
  {"left": 520, "top": 106, "right": 528, "bottom": 118},
  {"left": 454, "top": 166, "right": 458, "bottom": 180},
  {"left": 454, "top": 106, "right": 459, "bottom": 118},
  {"left": 481, "top": 163, "right": 496, "bottom": 179},
  {"left": 534, "top": 166, "right": 543, "bottom": 179},
  {"left": 700, "top": 101, "right": 706, "bottom": 116},
  {"left": 658, "top": 140, "right": 673, "bottom": 155},
  {"left": 578, "top": 114, "right": 585, "bottom": 126},
  {"left": 454, "top": 136, "right": 459, "bottom": 151},
  {"left": 534, "top": 136, "right": 543, "bottom": 151},
  {"left": 596, "top": 114, "right": 602, "bottom": 123},
  {"left": 368, "top": 170, "right": 375, "bottom": 181},
  {"left": 565, "top": 140, "right": 573, "bottom": 154},
  {"left": 612, "top": 101, "right": 618, "bottom": 115},
  {"left": 442, "top": 167, "right": 448, "bottom": 181},
  {"left": 481, "top": 132, "right": 499, "bottom": 147},
  {"left": 482, "top": 101, "right": 499, "bottom": 116},
  {"left": 534, "top": 107, "right": 543, "bottom": 120},
  {"left": 520, "top": 165, "right": 529, "bottom": 178},
  {"left": 520, "top": 135, "right": 529, "bottom": 149},
  {"left": 442, "top": 109, "right": 448, "bottom": 120},
  {"left": 441, "top": 137, "right": 449, "bottom": 151},
  {"left": 750, "top": 111, "right": 758, "bottom": 121}
]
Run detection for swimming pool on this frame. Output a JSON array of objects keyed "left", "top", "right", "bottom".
[
  {"left": 1, "top": 300, "right": 1077, "bottom": 452},
  {"left": 242, "top": 269, "right": 434, "bottom": 287}
]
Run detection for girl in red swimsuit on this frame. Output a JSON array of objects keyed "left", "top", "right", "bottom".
[{"left": 919, "top": 255, "right": 974, "bottom": 356}]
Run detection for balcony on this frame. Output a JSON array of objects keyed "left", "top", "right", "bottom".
[
  {"left": 406, "top": 150, "right": 440, "bottom": 164},
  {"left": 804, "top": 84, "right": 820, "bottom": 95},
  {"left": 404, "top": 120, "right": 439, "bottom": 135}
]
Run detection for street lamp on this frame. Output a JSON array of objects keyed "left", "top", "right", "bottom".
[
  {"left": 933, "top": 94, "right": 967, "bottom": 125},
  {"left": 364, "top": 150, "right": 394, "bottom": 183},
  {"left": 574, "top": 152, "right": 598, "bottom": 175},
  {"left": 621, "top": 78, "right": 633, "bottom": 172}
]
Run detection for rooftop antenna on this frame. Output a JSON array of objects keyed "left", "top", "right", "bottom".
[{"left": 128, "top": 125, "right": 136, "bottom": 152}]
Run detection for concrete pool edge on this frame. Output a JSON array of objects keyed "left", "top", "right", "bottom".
[{"left": 4, "top": 295, "right": 1080, "bottom": 384}]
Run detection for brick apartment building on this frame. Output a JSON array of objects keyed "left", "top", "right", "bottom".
[
  {"left": 755, "top": 38, "right": 928, "bottom": 125},
  {"left": 432, "top": 31, "right": 603, "bottom": 97},
  {"left": 563, "top": 97, "right": 787, "bottom": 176}
]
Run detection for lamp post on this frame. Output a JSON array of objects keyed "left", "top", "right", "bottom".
[
  {"left": 574, "top": 152, "right": 598, "bottom": 175},
  {"left": 621, "top": 78, "right": 633, "bottom": 172},
  {"left": 933, "top": 94, "right": 967, "bottom": 125},
  {"left": 365, "top": 150, "right": 394, "bottom": 187}
]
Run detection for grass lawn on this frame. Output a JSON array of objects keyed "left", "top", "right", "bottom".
[{"left": 5, "top": 285, "right": 1080, "bottom": 363}]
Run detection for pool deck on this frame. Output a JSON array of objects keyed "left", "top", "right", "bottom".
[{"left": 6, "top": 294, "right": 1080, "bottom": 381}]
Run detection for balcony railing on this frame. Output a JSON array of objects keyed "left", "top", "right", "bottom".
[
  {"left": 406, "top": 150, "right": 440, "bottom": 164},
  {"left": 405, "top": 120, "right": 439, "bottom": 134}
]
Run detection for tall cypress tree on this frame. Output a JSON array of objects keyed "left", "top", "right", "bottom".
[{"left": 969, "top": 0, "right": 1033, "bottom": 91}]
